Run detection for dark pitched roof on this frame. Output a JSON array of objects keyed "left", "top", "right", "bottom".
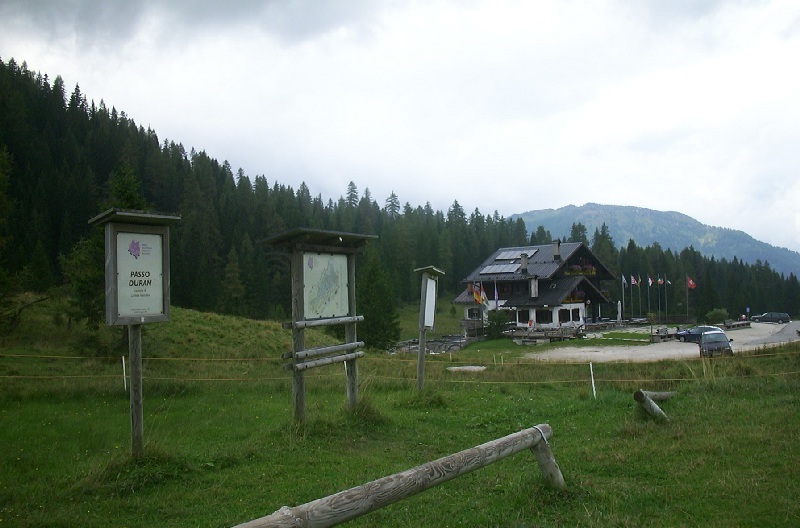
[
  {"left": 463, "top": 241, "right": 604, "bottom": 283},
  {"left": 505, "top": 276, "right": 609, "bottom": 308}
]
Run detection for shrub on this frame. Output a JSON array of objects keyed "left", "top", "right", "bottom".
[{"left": 705, "top": 308, "right": 729, "bottom": 324}]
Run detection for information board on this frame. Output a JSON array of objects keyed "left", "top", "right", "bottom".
[
  {"left": 303, "top": 252, "right": 349, "bottom": 319},
  {"left": 116, "top": 232, "right": 164, "bottom": 318}
]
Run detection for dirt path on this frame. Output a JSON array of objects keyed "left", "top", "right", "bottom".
[{"left": 524, "top": 321, "right": 800, "bottom": 362}]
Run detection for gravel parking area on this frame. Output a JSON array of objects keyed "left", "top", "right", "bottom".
[{"left": 525, "top": 321, "right": 800, "bottom": 362}]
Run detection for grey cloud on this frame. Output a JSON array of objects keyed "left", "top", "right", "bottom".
[
  {"left": 0, "top": 0, "right": 147, "bottom": 46},
  {"left": 0, "top": 0, "right": 397, "bottom": 49}
]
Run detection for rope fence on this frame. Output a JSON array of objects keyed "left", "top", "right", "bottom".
[{"left": 2, "top": 348, "right": 798, "bottom": 386}]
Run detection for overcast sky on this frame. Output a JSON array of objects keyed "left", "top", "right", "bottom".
[{"left": 2, "top": 0, "right": 799, "bottom": 252}]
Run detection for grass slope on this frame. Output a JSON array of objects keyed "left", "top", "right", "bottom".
[{"left": 1, "top": 300, "right": 799, "bottom": 527}]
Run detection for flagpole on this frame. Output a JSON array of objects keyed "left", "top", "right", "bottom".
[
  {"left": 685, "top": 274, "right": 689, "bottom": 322},
  {"left": 664, "top": 275, "right": 669, "bottom": 324},
  {"left": 630, "top": 281, "right": 633, "bottom": 318},
  {"left": 657, "top": 275, "right": 661, "bottom": 323},
  {"left": 638, "top": 278, "right": 642, "bottom": 317}
]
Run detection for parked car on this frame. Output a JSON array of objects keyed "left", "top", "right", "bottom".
[
  {"left": 676, "top": 325, "right": 721, "bottom": 343},
  {"left": 751, "top": 312, "right": 791, "bottom": 323},
  {"left": 699, "top": 330, "right": 733, "bottom": 357}
]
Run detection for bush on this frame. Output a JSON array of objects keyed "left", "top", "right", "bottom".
[
  {"left": 486, "top": 310, "right": 509, "bottom": 339},
  {"left": 705, "top": 308, "right": 729, "bottom": 324}
]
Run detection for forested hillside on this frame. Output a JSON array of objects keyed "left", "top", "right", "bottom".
[{"left": 1, "top": 56, "right": 798, "bottom": 324}]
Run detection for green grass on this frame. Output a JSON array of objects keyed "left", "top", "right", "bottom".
[
  {"left": 1, "top": 299, "right": 799, "bottom": 527},
  {"left": 397, "top": 301, "right": 464, "bottom": 340}
]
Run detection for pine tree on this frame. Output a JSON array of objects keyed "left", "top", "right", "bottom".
[
  {"left": 219, "top": 247, "right": 244, "bottom": 315},
  {"left": 356, "top": 248, "right": 400, "bottom": 350}
]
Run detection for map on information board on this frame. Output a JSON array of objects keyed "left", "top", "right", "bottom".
[{"left": 304, "top": 253, "right": 348, "bottom": 319}]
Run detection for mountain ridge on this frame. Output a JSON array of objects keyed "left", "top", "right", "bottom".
[{"left": 512, "top": 203, "right": 800, "bottom": 277}]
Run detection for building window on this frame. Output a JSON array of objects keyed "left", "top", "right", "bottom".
[
  {"left": 517, "top": 309, "right": 529, "bottom": 324},
  {"left": 559, "top": 309, "right": 571, "bottom": 323},
  {"left": 467, "top": 308, "right": 481, "bottom": 320},
  {"left": 535, "top": 309, "right": 552, "bottom": 324},
  {"left": 572, "top": 308, "right": 581, "bottom": 322}
]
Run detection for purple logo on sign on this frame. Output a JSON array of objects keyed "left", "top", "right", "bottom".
[{"left": 128, "top": 240, "right": 141, "bottom": 259}]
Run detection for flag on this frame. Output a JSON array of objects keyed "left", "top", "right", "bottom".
[
  {"left": 494, "top": 282, "right": 498, "bottom": 309},
  {"left": 657, "top": 277, "right": 664, "bottom": 285},
  {"left": 648, "top": 275, "right": 653, "bottom": 287},
  {"left": 630, "top": 275, "right": 637, "bottom": 286},
  {"left": 667, "top": 279, "right": 672, "bottom": 285},
  {"left": 687, "top": 276, "right": 697, "bottom": 289},
  {"left": 473, "top": 282, "right": 481, "bottom": 304},
  {"left": 622, "top": 275, "right": 628, "bottom": 287},
  {"left": 638, "top": 275, "right": 642, "bottom": 285},
  {"left": 480, "top": 283, "right": 488, "bottom": 304}
]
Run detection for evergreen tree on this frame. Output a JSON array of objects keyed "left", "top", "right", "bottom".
[
  {"left": 568, "top": 222, "right": 589, "bottom": 244},
  {"left": 530, "top": 225, "right": 552, "bottom": 245},
  {"left": 384, "top": 191, "right": 400, "bottom": 218},
  {"left": 357, "top": 247, "right": 400, "bottom": 350},
  {"left": 219, "top": 247, "right": 244, "bottom": 315}
]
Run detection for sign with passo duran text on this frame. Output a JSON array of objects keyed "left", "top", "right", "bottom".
[
  {"left": 89, "top": 209, "right": 178, "bottom": 326},
  {"left": 116, "top": 232, "right": 164, "bottom": 318}
]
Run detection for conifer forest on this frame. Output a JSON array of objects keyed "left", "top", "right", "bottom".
[{"left": 1, "top": 57, "right": 798, "bottom": 334}]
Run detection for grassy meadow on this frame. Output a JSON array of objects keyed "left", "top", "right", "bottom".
[{"left": 1, "top": 298, "right": 799, "bottom": 527}]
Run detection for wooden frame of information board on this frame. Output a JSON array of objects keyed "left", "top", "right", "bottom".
[
  {"left": 266, "top": 228, "right": 376, "bottom": 426},
  {"left": 89, "top": 209, "right": 180, "bottom": 457}
]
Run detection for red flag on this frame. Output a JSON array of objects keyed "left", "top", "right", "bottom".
[
  {"left": 630, "top": 275, "right": 637, "bottom": 286},
  {"left": 657, "top": 277, "right": 664, "bottom": 285},
  {"left": 687, "top": 276, "right": 697, "bottom": 289}
]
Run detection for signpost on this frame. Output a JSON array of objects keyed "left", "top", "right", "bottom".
[
  {"left": 266, "top": 228, "right": 376, "bottom": 426},
  {"left": 89, "top": 209, "right": 179, "bottom": 457},
  {"left": 414, "top": 265, "right": 445, "bottom": 391}
]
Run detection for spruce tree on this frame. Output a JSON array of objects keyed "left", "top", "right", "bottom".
[{"left": 356, "top": 247, "right": 400, "bottom": 351}]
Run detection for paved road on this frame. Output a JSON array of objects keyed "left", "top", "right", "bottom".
[{"left": 525, "top": 321, "right": 800, "bottom": 363}]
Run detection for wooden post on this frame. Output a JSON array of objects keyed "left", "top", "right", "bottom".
[
  {"left": 414, "top": 267, "right": 444, "bottom": 392},
  {"left": 633, "top": 389, "right": 676, "bottom": 421},
  {"left": 530, "top": 425, "right": 566, "bottom": 489},
  {"left": 233, "top": 424, "right": 563, "bottom": 528},
  {"left": 291, "top": 250, "right": 305, "bottom": 425},
  {"left": 417, "top": 273, "right": 427, "bottom": 391},
  {"left": 344, "top": 253, "right": 358, "bottom": 410},
  {"left": 127, "top": 324, "right": 144, "bottom": 457}
]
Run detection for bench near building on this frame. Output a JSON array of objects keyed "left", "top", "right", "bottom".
[{"left": 454, "top": 241, "right": 616, "bottom": 337}]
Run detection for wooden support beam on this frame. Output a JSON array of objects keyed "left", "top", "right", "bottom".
[
  {"left": 287, "top": 351, "right": 365, "bottom": 372},
  {"left": 283, "top": 341, "right": 364, "bottom": 360},
  {"left": 633, "top": 389, "right": 675, "bottom": 421},
  {"left": 233, "top": 424, "right": 563, "bottom": 528}
]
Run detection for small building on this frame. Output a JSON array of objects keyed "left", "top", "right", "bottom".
[{"left": 454, "top": 240, "right": 616, "bottom": 333}]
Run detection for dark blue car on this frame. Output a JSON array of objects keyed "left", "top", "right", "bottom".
[{"left": 676, "top": 325, "right": 721, "bottom": 343}]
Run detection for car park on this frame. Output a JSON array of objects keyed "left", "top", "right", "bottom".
[
  {"left": 751, "top": 312, "right": 791, "bottom": 323},
  {"left": 676, "top": 325, "right": 722, "bottom": 343},
  {"left": 699, "top": 330, "right": 734, "bottom": 357}
]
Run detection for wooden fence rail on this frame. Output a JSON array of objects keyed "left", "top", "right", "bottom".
[{"left": 233, "top": 423, "right": 564, "bottom": 528}]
